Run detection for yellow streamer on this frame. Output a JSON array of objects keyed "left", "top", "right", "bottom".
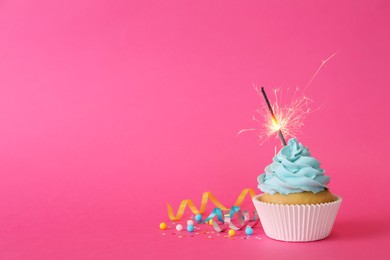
[{"left": 167, "top": 188, "right": 256, "bottom": 221}]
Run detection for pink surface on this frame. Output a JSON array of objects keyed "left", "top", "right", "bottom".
[{"left": 0, "top": 0, "right": 389, "bottom": 259}]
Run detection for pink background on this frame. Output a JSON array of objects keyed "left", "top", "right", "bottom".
[{"left": 1, "top": 0, "right": 389, "bottom": 259}]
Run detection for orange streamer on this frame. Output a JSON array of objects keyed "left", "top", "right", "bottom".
[{"left": 167, "top": 188, "right": 256, "bottom": 221}]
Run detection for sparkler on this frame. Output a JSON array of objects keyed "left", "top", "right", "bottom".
[
  {"left": 261, "top": 87, "right": 287, "bottom": 146},
  {"left": 254, "top": 86, "right": 313, "bottom": 145},
  {"left": 238, "top": 52, "right": 337, "bottom": 146},
  {"left": 237, "top": 86, "right": 312, "bottom": 145}
]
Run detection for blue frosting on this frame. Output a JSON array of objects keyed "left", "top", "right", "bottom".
[{"left": 258, "top": 138, "right": 329, "bottom": 195}]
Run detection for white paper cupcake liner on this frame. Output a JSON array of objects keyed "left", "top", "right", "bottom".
[{"left": 252, "top": 194, "right": 342, "bottom": 242}]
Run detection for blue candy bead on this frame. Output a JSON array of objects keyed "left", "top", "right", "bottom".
[
  {"left": 187, "top": 224, "right": 195, "bottom": 232},
  {"left": 245, "top": 227, "right": 253, "bottom": 235},
  {"left": 195, "top": 214, "right": 202, "bottom": 223}
]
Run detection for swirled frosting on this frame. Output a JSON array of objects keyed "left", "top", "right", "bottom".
[{"left": 258, "top": 138, "right": 329, "bottom": 195}]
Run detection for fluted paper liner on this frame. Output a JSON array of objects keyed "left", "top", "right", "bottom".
[{"left": 252, "top": 194, "right": 342, "bottom": 242}]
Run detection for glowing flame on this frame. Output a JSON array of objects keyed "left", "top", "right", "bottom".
[{"left": 271, "top": 117, "right": 281, "bottom": 131}]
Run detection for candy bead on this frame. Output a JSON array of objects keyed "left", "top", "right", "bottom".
[
  {"left": 176, "top": 224, "right": 183, "bottom": 231},
  {"left": 228, "top": 229, "right": 235, "bottom": 237},
  {"left": 245, "top": 227, "right": 253, "bottom": 235},
  {"left": 159, "top": 222, "right": 167, "bottom": 230},
  {"left": 187, "top": 220, "right": 194, "bottom": 226},
  {"left": 187, "top": 224, "right": 195, "bottom": 232},
  {"left": 195, "top": 214, "right": 202, "bottom": 223},
  {"left": 208, "top": 219, "right": 213, "bottom": 225}
]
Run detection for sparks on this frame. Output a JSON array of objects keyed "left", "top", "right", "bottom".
[
  {"left": 255, "top": 86, "right": 313, "bottom": 144},
  {"left": 238, "top": 52, "right": 337, "bottom": 145},
  {"left": 260, "top": 87, "right": 287, "bottom": 146},
  {"left": 238, "top": 86, "right": 311, "bottom": 144}
]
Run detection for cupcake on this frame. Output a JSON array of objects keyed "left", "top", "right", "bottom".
[{"left": 252, "top": 138, "right": 342, "bottom": 242}]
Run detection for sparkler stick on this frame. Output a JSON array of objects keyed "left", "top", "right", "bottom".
[{"left": 261, "top": 87, "right": 287, "bottom": 146}]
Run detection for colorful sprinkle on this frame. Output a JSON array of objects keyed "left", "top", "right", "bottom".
[
  {"left": 245, "top": 227, "right": 253, "bottom": 235},
  {"left": 195, "top": 214, "right": 202, "bottom": 222},
  {"left": 187, "top": 224, "right": 195, "bottom": 232},
  {"left": 159, "top": 222, "right": 167, "bottom": 230},
  {"left": 176, "top": 224, "right": 183, "bottom": 231}
]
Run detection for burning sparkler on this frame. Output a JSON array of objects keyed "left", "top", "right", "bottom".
[
  {"left": 252, "top": 86, "right": 313, "bottom": 145},
  {"left": 261, "top": 87, "right": 287, "bottom": 146},
  {"left": 238, "top": 52, "right": 337, "bottom": 145}
]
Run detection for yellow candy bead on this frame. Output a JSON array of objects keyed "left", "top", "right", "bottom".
[
  {"left": 228, "top": 229, "right": 235, "bottom": 237},
  {"left": 208, "top": 219, "right": 213, "bottom": 225},
  {"left": 159, "top": 222, "right": 167, "bottom": 230}
]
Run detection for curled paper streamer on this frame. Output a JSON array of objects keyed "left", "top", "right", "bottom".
[
  {"left": 167, "top": 188, "right": 256, "bottom": 221},
  {"left": 204, "top": 206, "right": 259, "bottom": 232}
]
